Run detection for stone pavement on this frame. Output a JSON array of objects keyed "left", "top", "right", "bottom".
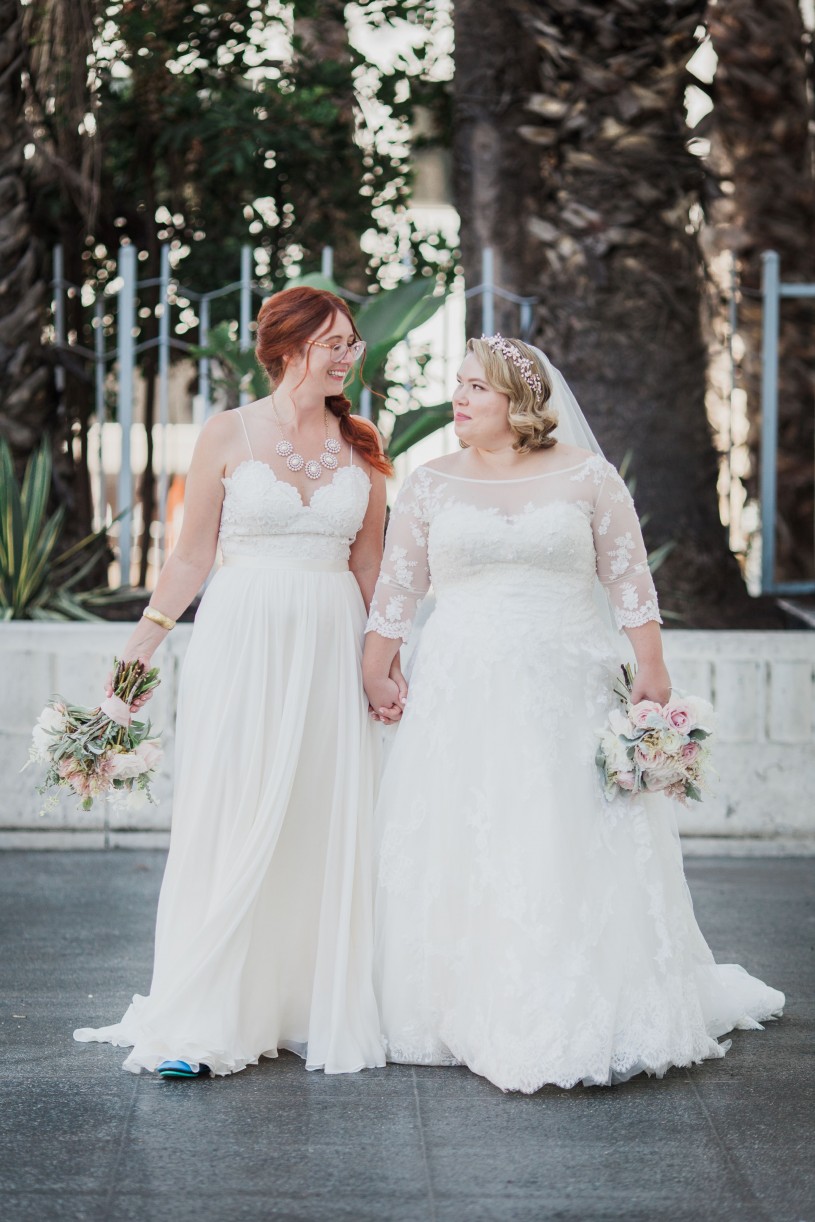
[{"left": 1, "top": 852, "right": 812, "bottom": 1222}]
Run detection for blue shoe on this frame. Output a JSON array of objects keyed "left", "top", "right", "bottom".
[{"left": 157, "top": 1059, "right": 210, "bottom": 1078}]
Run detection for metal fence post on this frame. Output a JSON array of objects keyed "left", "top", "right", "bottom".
[
  {"left": 196, "top": 295, "right": 210, "bottom": 426},
  {"left": 93, "top": 298, "right": 106, "bottom": 530},
  {"left": 116, "top": 243, "right": 137, "bottom": 585},
  {"left": 321, "top": 246, "right": 334, "bottom": 279},
  {"left": 726, "top": 253, "right": 738, "bottom": 551},
  {"left": 519, "top": 300, "right": 533, "bottom": 340},
  {"left": 239, "top": 245, "right": 252, "bottom": 406},
  {"left": 157, "top": 244, "right": 171, "bottom": 563},
  {"left": 52, "top": 245, "right": 66, "bottom": 402},
  {"left": 481, "top": 248, "right": 495, "bottom": 336},
  {"left": 359, "top": 387, "right": 373, "bottom": 420},
  {"left": 760, "top": 250, "right": 781, "bottom": 595}
]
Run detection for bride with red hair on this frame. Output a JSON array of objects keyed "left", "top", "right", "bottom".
[{"left": 75, "top": 286, "right": 401, "bottom": 1079}]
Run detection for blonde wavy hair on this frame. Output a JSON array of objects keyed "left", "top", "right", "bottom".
[{"left": 465, "top": 337, "right": 557, "bottom": 453}]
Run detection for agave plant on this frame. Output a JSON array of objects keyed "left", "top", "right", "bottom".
[{"left": 0, "top": 438, "right": 131, "bottom": 621}]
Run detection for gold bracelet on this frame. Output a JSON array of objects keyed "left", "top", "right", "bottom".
[{"left": 142, "top": 606, "right": 176, "bottom": 632}]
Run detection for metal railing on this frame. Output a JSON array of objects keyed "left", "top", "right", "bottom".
[{"left": 51, "top": 243, "right": 537, "bottom": 579}]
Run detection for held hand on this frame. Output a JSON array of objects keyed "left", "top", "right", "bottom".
[
  {"left": 104, "top": 654, "right": 154, "bottom": 713},
  {"left": 388, "top": 657, "right": 409, "bottom": 710},
  {"left": 630, "top": 661, "right": 672, "bottom": 707},
  {"left": 365, "top": 675, "right": 404, "bottom": 725}
]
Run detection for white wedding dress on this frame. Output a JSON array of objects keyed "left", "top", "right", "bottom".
[
  {"left": 75, "top": 438, "right": 385, "bottom": 1076},
  {"left": 367, "top": 454, "right": 784, "bottom": 1092}
]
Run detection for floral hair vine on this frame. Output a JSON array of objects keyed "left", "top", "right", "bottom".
[{"left": 481, "top": 334, "right": 543, "bottom": 403}]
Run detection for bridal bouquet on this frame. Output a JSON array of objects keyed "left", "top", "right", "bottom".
[
  {"left": 596, "top": 664, "right": 714, "bottom": 805},
  {"left": 26, "top": 659, "right": 163, "bottom": 812}
]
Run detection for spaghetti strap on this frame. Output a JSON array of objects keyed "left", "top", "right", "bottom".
[
  {"left": 349, "top": 445, "right": 354, "bottom": 466},
  {"left": 236, "top": 409, "right": 254, "bottom": 460}
]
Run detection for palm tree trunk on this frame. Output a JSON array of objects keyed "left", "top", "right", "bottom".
[
  {"left": 0, "top": 0, "right": 60, "bottom": 466},
  {"left": 706, "top": 0, "right": 815, "bottom": 585},
  {"left": 291, "top": 0, "right": 367, "bottom": 292},
  {"left": 18, "top": 0, "right": 100, "bottom": 542},
  {"left": 454, "top": 0, "right": 772, "bottom": 625}
]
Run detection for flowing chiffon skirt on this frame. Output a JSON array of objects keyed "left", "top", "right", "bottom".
[{"left": 75, "top": 557, "right": 385, "bottom": 1076}]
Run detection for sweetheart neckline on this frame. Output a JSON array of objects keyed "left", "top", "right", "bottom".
[{"left": 223, "top": 459, "right": 370, "bottom": 510}]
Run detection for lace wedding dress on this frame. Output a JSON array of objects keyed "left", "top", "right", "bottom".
[
  {"left": 75, "top": 438, "right": 385, "bottom": 1076},
  {"left": 367, "top": 454, "right": 784, "bottom": 1092}
]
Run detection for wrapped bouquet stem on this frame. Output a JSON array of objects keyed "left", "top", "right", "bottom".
[
  {"left": 596, "top": 664, "right": 715, "bottom": 805},
  {"left": 26, "top": 659, "right": 163, "bottom": 812}
]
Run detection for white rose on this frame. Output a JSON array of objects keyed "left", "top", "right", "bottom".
[
  {"left": 30, "top": 704, "right": 67, "bottom": 760},
  {"left": 658, "top": 728, "right": 684, "bottom": 756},
  {"left": 123, "top": 786, "right": 149, "bottom": 810},
  {"left": 134, "top": 739, "right": 162, "bottom": 772},
  {"left": 599, "top": 731, "right": 631, "bottom": 775},
  {"left": 108, "top": 751, "right": 145, "bottom": 780},
  {"left": 607, "top": 709, "right": 631, "bottom": 738},
  {"left": 683, "top": 694, "right": 715, "bottom": 731}
]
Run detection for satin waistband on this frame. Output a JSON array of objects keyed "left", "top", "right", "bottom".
[{"left": 221, "top": 554, "right": 349, "bottom": 573}]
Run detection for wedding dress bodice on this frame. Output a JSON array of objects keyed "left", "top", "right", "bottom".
[
  {"left": 367, "top": 453, "right": 660, "bottom": 641},
  {"left": 219, "top": 461, "right": 371, "bottom": 563}
]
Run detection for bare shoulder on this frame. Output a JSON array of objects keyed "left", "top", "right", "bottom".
[
  {"left": 192, "top": 410, "right": 248, "bottom": 478},
  {"left": 199, "top": 409, "right": 243, "bottom": 444}
]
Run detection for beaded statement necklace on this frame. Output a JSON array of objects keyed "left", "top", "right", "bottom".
[{"left": 270, "top": 393, "right": 341, "bottom": 480}]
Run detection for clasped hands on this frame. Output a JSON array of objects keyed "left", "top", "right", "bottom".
[{"left": 365, "top": 657, "right": 408, "bottom": 725}]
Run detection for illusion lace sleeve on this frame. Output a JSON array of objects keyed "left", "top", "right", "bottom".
[
  {"left": 366, "top": 470, "right": 432, "bottom": 642},
  {"left": 593, "top": 464, "right": 662, "bottom": 630}
]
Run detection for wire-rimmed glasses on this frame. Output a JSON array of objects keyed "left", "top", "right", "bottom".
[{"left": 305, "top": 339, "right": 367, "bottom": 362}]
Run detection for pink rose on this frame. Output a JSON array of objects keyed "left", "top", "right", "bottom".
[
  {"left": 665, "top": 702, "right": 692, "bottom": 731},
  {"left": 630, "top": 701, "right": 664, "bottom": 728},
  {"left": 680, "top": 741, "right": 700, "bottom": 763},
  {"left": 616, "top": 772, "right": 636, "bottom": 791}
]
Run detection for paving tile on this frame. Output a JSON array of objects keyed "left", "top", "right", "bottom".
[
  {"left": 433, "top": 1200, "right": 767, "bottom": 1222},
  {"left": 3, "top": 1194, "right": 100, "bottom": 1222},
  {"left": 105, "top": 1194, "right": 433, "bottom": 1222},
  {"left": 0, "top": 853, "right": 812, "bottom": 1222},
  {"left": 0, "top": 1077, "right": 133, "bottom": 1195}
]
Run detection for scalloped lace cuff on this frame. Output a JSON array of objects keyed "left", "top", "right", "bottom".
[
  {"left": 365, "top": 611, "right": 413, "bottom": 642},
  {"left": 614, "top": 601, "right": 663, "bottom": 630}
]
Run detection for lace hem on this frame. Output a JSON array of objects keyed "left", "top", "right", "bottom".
[
  {"left": 614, "top": 601, "right": 663, "bottom": 630},
  {"left": 365, "top": 611, "right": 412, "bottom": 642}
]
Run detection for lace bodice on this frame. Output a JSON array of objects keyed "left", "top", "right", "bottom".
[
  {"left": 219, "top": 461, "right": 371, "bottom": 562},
  {"left": 367, "top": 454, "right": 660, "bottom": 640}
]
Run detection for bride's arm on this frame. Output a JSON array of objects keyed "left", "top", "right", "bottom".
[
  {"left": 592, "top": 462, "right": 670, "bottom": 703},
  {"left": 625, "top": 622, "right": 671, "bottom": 704},
  {"left": 362, "top": 469, "right": 432, "bottom": 721},
  {"left": 116, "top": 413, "right": 233, "bottom": 668},
  {"left": 349, "top": 468, "right": 387, "bottom": 610}
]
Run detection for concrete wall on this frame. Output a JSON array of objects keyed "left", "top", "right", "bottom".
[{"left": 1, "top": 624, "right": 813, "bottom": 853}]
